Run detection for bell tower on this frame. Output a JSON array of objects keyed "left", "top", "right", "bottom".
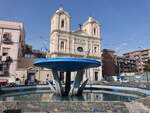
[
  {"left": 51, "top": 8, "right": 71, "bottom": 33},
  {"left": 82, "top": 17, "right": 100, "bottom": 38}
]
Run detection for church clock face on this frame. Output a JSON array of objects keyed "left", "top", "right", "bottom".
[{"left": 77, "top": 47, "right": 83, "bottom": 52}]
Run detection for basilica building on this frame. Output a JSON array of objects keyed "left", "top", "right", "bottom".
[{"left": 48, "top": 8, "right": 102, "bottom": 82}]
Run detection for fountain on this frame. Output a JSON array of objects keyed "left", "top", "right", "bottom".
[
  {"left": 1, "top": 58, "right": 150, "bottom": 112},
  {"left": 33, "top": 58, "right": 100, "bottom": 96}
]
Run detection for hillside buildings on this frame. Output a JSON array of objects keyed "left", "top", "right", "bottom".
[
  {"left": 117, "top": 56, "right": 137, "bottom": 74},
  {"left": 48, "top": 8, "right": 102, "bottom": 82},
  {"left": 123, "top": 49, "right": 150, "bottom": 73},
  {"left": 0, "top": 21, "right": 25, "bottom": 82}
]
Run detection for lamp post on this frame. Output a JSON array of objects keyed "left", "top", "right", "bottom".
[
  {"left": 84, "top": 48, "right": 93, "bottom": 90},
  {"left": 84, "top": 48, "right": 90, "bottom": 79}
]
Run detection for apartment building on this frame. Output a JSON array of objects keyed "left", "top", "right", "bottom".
[
  {"left": 102, "top": 49, "right": 137, "bottom": 79},
  {"left": 0, "top": 20, "right": 25, "bottom": 82},
  {"left": 117, "top": 56, "right": 137, "bottom": 74},
  {"left": 123, "top": 49, "right": 150, "bottom": 72}
]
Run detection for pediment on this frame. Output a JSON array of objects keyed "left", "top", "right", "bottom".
[{"left": 73, "top": 30, "right": 89, "bottom": 36}]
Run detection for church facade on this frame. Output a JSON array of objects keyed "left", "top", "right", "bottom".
[{"left": 48, "top": 8, "right": 102, "bottom": 82}]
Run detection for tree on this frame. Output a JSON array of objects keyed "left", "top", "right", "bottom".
[
  {"left": 144, "top": 59, "right": 150, "bottom": 72},
  {"left": 131, "top": 67, "right": 138, "bottom": 73},
  {"left": 144, "top": 59, "right": 150, "bottom": 82}
]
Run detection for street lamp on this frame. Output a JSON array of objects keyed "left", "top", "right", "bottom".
[{"left": 84, "top": 48, "right": 90, "bottom": 78}]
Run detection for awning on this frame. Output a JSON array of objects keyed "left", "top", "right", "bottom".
[{"left": 0, "top": 79, "right": 8, "bottom": 83}]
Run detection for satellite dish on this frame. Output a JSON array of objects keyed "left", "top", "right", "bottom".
[{"left": 41, "top": 47, "right": 48, "bottom": 52}]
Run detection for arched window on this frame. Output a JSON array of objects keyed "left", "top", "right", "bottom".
[
  {"left": 60, "top": 41, "right": 64, "bottom": 50},
  {"left": 94, "top": 47, "right": 97, "bottom": 53},
  {"left": 61, "top": 19, "right": 64, "bottom": 28},
  {"left": 95, "top": 72, "right": 98, "bottom": 81},
  {"left": 94, "top": 28, "right": 96, "bottom": 35}
]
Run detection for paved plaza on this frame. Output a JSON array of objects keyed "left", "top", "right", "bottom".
[{"left": 1, "top": 93, "right": 150, "bottom": 113}]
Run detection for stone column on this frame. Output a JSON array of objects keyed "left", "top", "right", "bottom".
[
  {"left": 65, "top": 71, "right": 71, "bottom": 96},
  {"left": 52, "top": 70, "right": 63, "bottom": 96}
]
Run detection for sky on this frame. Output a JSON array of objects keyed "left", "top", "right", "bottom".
[{"left": 0, "top": 0, "right": 150, "bottom": 55}]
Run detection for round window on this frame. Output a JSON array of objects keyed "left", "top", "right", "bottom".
[{"left": 77, "top": 47, "right": 83, "bottom": 52}]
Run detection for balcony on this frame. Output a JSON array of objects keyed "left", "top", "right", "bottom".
[
  {"left": 0, "top": 71, "right": 4, "bottom": 75},
  {"left": 2, "top": 37, "right": 13, "bottom": 44},
  {"left": 0, "top": 71, "right": 9, "bottom": 76},
  {"left": 1, "top": 56, "right": 12, "bottom": 62}
]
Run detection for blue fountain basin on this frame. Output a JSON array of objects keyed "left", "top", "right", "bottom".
[{"left": 33, "top": 58, "right": 101, "bottom": 72}]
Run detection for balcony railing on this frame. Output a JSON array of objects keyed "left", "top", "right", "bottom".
[
  {"left": 1, "top": 56, "right": 12, "bottom": 62},
  {"left": 0, "top": 71, "right": 9, "bottom": 76},
  {"left": 2, "top": 37, "right": 13, "bottom": 44},
  {"left": 0, "top": 71, "right": 4, "bottom": 75}
]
